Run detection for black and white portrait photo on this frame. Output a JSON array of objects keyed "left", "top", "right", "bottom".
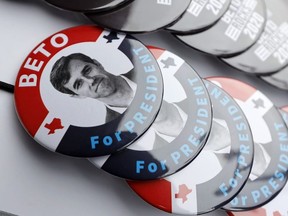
[{"left": 49, "top": 53, "right": 137, "bottom": 124}]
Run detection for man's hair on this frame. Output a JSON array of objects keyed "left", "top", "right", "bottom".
[{"left": 50, "top": 53, "right": 94, "bottom": 95}]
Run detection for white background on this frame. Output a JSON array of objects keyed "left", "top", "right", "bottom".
[{"left": 0, "top": 0, "right": 287, "bottom": 216}]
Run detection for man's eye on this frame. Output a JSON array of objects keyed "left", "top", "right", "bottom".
[
  {"left": 74, "top": 80, "right": 83, "bottom": 90},
  {"left": 82, "top": 65, "right": 91, "bottom": 76}
]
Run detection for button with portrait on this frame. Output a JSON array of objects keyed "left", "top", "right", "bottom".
[
  {"left": 14, "top": 25, "right": 164, "bottom": 157},
  {"left": 89, "top": 47, "right": 213, "bottom": 180},
  {"left": 208, "top": 77, "right": 288, "bottom": 211},
  {"left": 225, "top": 106, "right": 288, "bottom": 216},
  {"left": 128, "top": 80, "right": 254, "bottom": 215}
]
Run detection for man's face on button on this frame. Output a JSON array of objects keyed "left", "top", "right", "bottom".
[{"left": 64, "top": 59, "right": 116, "bottom": 98}]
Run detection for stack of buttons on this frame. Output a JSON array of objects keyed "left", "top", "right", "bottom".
[
  {"left": 11, "top": 23, "right": 288, "bottom": 215},
  {"left": 0, "top": 0, "right": 286, "bottom": 215},
  {"left": 41, "top": 0, "right": 288, "bottom": 92}
]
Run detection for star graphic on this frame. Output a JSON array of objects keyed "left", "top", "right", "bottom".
[
  {"left": 252, "top": 98, "right": 265, "bottom": 109},
  {"left": 44, "top": 118, "right": 64, "bottom": 135},
  {"left": 161, "top": 57, "right": 177, "bottom": 69},
  {"left": 175, "top": 184, "right": 192, "bottom": 203},
  {"left": 103, "top": 32, "right": 120, "bottom": 43}
]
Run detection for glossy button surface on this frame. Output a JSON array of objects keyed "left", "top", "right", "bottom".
[{"left": 85, "top": 0, "right": 192, "bottom": 33}]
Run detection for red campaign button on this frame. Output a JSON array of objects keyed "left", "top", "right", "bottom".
[{"left": 14, "top": 25, "right": 164, "bottom": 157}]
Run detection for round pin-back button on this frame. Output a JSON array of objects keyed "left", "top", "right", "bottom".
[
  {"left": 14, "top": 25, "right": 164, "bottom": 157},
  {"left": 221, "top": 0, "right": 288, "bottom": 74},
  {"left": 44, "top": 0, "right": 132, "bottom": 12},
  {"left": 175, "top": 0, "right": 267, "bottom": 57},
  {"left": 260, "top": 66, "right": 288, "bottom": 90},
  {"left": 84, "top": 0, "right": 192, "bottom": 33},
  {"left": 128, "top": 80, "right": 254, "bottom": 214},
  {"left": 207, "top": 77, "right": 288, "bottom": 211},
  {"left": 166, "top": 0, "right": 231, "bottom": 34},
  {"left": 226, "top": 106, "right": 288, "bottom": 216},
  {"left": 89, "top": 46, "right": 212, "bottom": 180}
]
